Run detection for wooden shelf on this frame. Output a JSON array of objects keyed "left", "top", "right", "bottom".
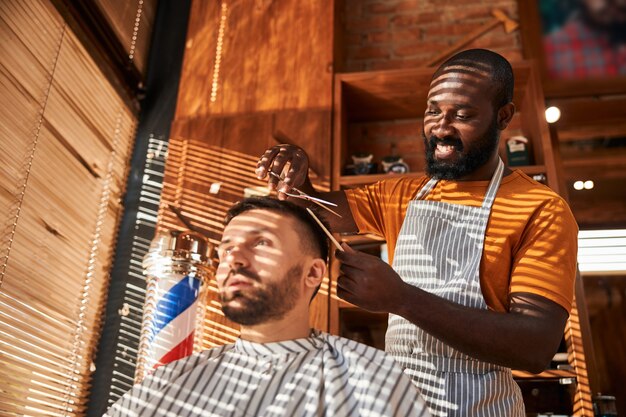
[
  {"left": 339, "top": 172, "right": 423, "bottom": 186},
  {"left": 513, "top": 369, "right": 577, "bottom": 380},
  {"left": 335, "top": 65, "right": 532, "bottom": 123},
  {"left": 339, "top": 166, "right": 547, "bottom": 187}
]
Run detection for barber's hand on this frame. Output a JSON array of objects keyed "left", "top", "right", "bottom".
[
  {"left": 336, "top": 243, "right": 407, "bottom": 313},
  {"left": 256, "top": 144, "right": 309, "bottom": 199}
]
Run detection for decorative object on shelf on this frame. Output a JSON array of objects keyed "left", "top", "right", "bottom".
[
  {"left": 344, "top": 152, "right": 377, "bottom": 175},
  {"left": 593, "top": 394, "right": 618, "bottom": 417},
  {"left": 381, "top": 144, "right": 410, "bottom": 174},
  {"left": 381, "top": 155, "right": 410, "bottom": 174},
  {"left": 135, "top": 230, "right": 215, "bottom": 383},
  {"left": 506, "top": 136, "right": 532, "bottom": 166}
]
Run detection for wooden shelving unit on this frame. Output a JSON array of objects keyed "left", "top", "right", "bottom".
[
  {"left": 329, "top": 61, "right": 594, "bottom": 416},
  {"left": 338, "top": 165, "right": 548, "bottom": 187},
  {"left": 331, "top": 61, "right": 560, "bottom": 192}
]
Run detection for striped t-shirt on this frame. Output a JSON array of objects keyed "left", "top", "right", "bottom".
[{"left": 104, "top": 330, "right": 430, "bottom": 417}]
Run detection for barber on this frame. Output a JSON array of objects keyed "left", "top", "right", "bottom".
[{"left": 256, "top": 49, "right": 578, "bottom": 416}]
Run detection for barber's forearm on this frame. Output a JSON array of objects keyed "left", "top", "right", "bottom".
[{"left": 391, "top": 285, "right": 564, "bottom": 373}]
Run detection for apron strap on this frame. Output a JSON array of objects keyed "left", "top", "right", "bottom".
[
  {"left": 415, "top": 177, "right": 438, "bottom": 200},
  {"left": 481, "top": 158, "right": 504, "bottom": 209},
  {"left": 415, "top": 158, "right": 505, "bottom": 210}
]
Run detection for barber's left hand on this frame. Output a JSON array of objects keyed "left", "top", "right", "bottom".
[{"left": 335, "top": 243, "right": 407, "bottom": 313}]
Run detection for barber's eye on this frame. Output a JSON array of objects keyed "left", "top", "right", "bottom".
[{"left": 425, "top": 109, "right": 439, "bottom": 116}]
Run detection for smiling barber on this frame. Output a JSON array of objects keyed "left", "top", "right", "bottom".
[{"left": 256, "top": 49, "right": 578, "bottom": 417}]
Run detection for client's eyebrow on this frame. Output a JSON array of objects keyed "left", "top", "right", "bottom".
[{"left": 218, "top": 228, "right": 273, "bottom": 249}]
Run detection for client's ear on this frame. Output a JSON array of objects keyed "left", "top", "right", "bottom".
[{"left": 304, "top": 258, "right": 326, "bottom": 289}]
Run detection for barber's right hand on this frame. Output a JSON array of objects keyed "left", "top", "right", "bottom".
[{"left": 256, "top": 144, "right": 309, "bottom": 199}]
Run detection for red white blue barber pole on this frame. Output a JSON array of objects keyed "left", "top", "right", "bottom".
[{"left": 135, "top": 231, "right": 214, "bottom": 383}]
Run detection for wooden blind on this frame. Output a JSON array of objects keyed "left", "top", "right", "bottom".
[{"left": 0, "top": 0, "right": 136, "bottom": 415}]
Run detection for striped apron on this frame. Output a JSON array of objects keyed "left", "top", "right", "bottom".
[{"left": 386, "top": 159, "right": 525, "bottom": 417}]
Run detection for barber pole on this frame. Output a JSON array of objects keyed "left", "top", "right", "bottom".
[{"left": 136, "top": 231, "right": 214, "bottom": 383}]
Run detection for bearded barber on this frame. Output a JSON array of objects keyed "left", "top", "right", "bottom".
[{"left": 256, "top": 49, "right": 578, "bottom": 416}]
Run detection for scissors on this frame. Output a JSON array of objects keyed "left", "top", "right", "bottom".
[
  {"left": 306, "top": 208, "right": 344, "bottom": 251},
  {"left": 268, "top": 171, "right": 342, "bottom": 218}
]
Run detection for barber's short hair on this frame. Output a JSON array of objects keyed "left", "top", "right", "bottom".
[
  {"left": 224, "top": 197, "right": 330, "bottom": 262},
  {"left": 434, "top": 48, "right": 514, "bottom": 109}
]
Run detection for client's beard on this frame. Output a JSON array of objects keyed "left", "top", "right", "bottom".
[{"left": 220, "top": 265, "right": 302, "bottom": 325}]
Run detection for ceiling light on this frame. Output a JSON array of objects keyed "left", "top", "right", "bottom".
[
  {"left": 573, "top": 180, "right": 584, "bottom": 190},
  {"left": 545, "top": 106, "right": 561, "bottom": 123},
  {"left": 583, "top": 180, "right": 594, "bottom": 190}
]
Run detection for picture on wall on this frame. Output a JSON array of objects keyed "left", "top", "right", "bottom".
[
  {"left": 519, "top": 0, "right": 626, "bottom": 96},
  {"left": 539, "top": 0, "right": 626, "bottom": 80}
]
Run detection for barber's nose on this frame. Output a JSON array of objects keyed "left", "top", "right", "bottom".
[{"left": 431, "top": 114, "right": 454, "bottom": 138}]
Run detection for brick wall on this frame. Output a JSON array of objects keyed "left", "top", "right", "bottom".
[
  {"left": 342, "top": 0, "right": 523, "bottom": 72},
  {"left": 338, "top": 0, "right": 524, "bottom": 175}
]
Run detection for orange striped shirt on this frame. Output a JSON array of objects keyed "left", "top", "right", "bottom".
[{"left": 345, "top": 170, "right": 578, "bottom": 313}]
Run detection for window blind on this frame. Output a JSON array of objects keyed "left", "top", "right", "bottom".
[{"left": 0, "top": 0, "right": 137, "bottom": 415}]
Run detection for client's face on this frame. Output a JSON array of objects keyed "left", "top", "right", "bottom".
[{"left": 216, "top": 209, "right": 305, "bottom": 325}]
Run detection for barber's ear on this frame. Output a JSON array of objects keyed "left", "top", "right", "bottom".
[
  {"left": 497, "top": 102, "right": 515, "bottom": 130},
  {"left": 304, "top": 258, "right": 326, "bottom": 289}
]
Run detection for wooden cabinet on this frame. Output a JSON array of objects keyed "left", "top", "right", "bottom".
[{"left": 328, "top": 61, "right": 594, "bottom": 416}]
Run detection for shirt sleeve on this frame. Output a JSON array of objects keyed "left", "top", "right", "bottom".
[
  {"left": 509, "top": 196, "right": 578, "bottom": 313},
  {"left": 345, "top": 177, "right": 426, "bottom": 239},
  {"left": 345, "top": 180, "right": 390, "bottom": 237}
]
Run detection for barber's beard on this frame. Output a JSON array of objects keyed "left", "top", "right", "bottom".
[
  {"left": 220, "top": 265, "right": 303, "bottom": 325},
  {"left": 423, "top": 117, "right": 500, "bottom": 180}
]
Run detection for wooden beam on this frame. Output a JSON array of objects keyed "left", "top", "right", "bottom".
[
  {"left": 551, "top": 98, "right": 626, "bottom": 141},
  {"left": 562, "top": 152, "right": 626, "bottom": 180},
  {"left": 558, "top": 121, "right": 626, "bottom": 142}
]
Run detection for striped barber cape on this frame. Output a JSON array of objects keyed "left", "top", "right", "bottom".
[{"left": 104, "top": 330, "right": 430, "bottom": 417}]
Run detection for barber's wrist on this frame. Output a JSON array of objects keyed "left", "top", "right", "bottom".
[{"left": 389, "top": 281, "right": 414, "bottom": 317}]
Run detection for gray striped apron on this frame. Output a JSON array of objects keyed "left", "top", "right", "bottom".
[{"left": 387, "top": 159, "right": 525, "bottom": 417}]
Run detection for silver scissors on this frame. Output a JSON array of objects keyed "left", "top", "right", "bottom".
[{"left": 268, "top": 171, "right": 342, "bottom": 218}]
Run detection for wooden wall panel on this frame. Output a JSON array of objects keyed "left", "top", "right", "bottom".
[
  {"left": 272, "top": 110, "right": 332, "bottom": 187},
  {"left": 165, "top": 111, "right": 331, "bottom": 235},
  {"left": 158, "top": 0, "right": 336, "bottom": 341},
  {"left": 175, "top": 0, "right": 334, "bottom": 118}
]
